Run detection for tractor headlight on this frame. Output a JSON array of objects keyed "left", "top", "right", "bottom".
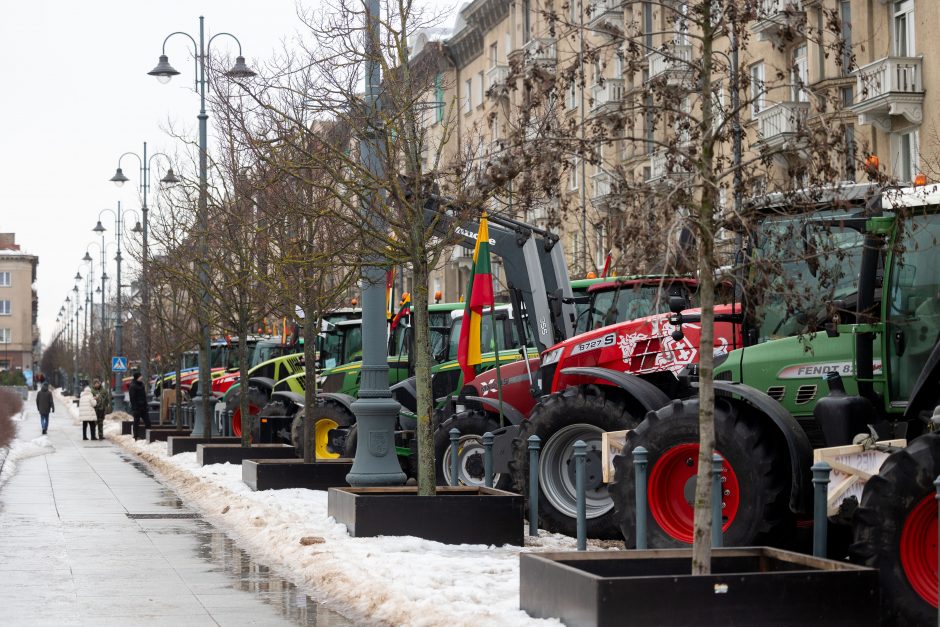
[{"left": 541, "top": 347, "right": 564, "bottom": 366}]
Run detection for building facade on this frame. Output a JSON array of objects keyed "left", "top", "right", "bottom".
[{"left": 0, "top": 233, "right": 39, "bottom": 371}]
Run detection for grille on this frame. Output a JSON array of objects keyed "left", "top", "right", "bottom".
[
  {"left": 766, "top": 386, "right": 785, "bottom": 401},
  {"left": 795, "top": 385, "right": 818, "bottom": 405},
  {"left": 126, "top": 513, "right": 201, "bottom": 519}
]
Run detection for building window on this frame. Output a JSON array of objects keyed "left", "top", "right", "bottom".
[
  {"left": 569, "top": 159, "right": 580, "bottom": 190},
  {"left": 893, "top": 130, "right": 919, "bottom": 183},
  {"left": 435, "top": 73, "right": 445, "bottom": 123},
  {"left": 489, "top": 42, "right": 498, "bottom": 68},
  {"left": 0, "top": 300, "right": 9, "bottom": 315},
  {"left": 643, "top": 1, "right": 654, "bottom": 50},
  {"left": 464, "top": 79, "right": 472, "bottom": 114},
  {"left": 566, "top": 83, "right": 578, "bottom": 110},
  {"left": 476, "top": 71, "right": 485, "bottom": 107},
  {"left": 491, "top": 115, "right": 500, "bottom": 143},
  {"left": 844, "top": 125, "right": 857, "bottom": 182},
  {"left": 893, "top": 0, "right": 914, "bottom": 57},
  {"left": 595, "top": 223, "right": 607, "bottom": 269},
  {"left": 674, "top": 2, "right": 689, "bottom": 45},
  {"left": 749, "top": 63, "right": 766, "bottom": 115},
  {"left": 840, "top": 0, "right": 853, "bottom": 74},
  {"left": 0, "top": 328, "right": 10, "bottom": 344},
  {"left": 0, "top": 272, "right": 9, "bottom": 287},
  {"left": 791, "top": 44, "right": 808, "bottom": 102}
]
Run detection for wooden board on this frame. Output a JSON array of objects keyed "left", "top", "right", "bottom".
[
  {"left": 814, "top": 439, "right": 906, "bottom": 516},
  {"left": 160, "top": 388, "right": 178, "bottom": 423},
  {"left": 602, "top": 430, "right": 630, "bottom": 484}
]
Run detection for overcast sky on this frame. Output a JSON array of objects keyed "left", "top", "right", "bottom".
[{"left": 0, "top": 0, "right": 458, "bottom": 346}]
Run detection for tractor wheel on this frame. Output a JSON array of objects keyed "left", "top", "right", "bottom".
[
  {"left": 226, "top": 387, "right": 268, "bottom": 438},
  {"left": 435, "top": 411, "right": 511, "bottom": 489},
  {"left": 258, "top": 400, "right": 292, "bottom": 444},
  {"left": 851, "top": 433, "right": 940, "bottom": 626},
  {"left": 510, "top": 385, "right": 640, "bottom": 539},
  {"left": 610, "top": 397, "right": 790, "bottom": 548},
  {"left": 289, "top": 400, "right": 355, "bottom": 460}
]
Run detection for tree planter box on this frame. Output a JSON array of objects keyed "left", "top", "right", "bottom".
[
  {"left": 243, "top": 458, "right": 354, "bottom": 491},
  {"left": 133, "top": 424, "right": 180, "bottom": 439},
  {"left": 520, "top": 547, "right": 878, "bottom": 627},
  {"left": 167, "top": 436, "right": 241, "bottom": 456},
  {"left": 121, "top": 421, "right": 134, "bottom": 435},
  {"left": 328, "top": 486, "right": 524, "bottom": 546},
  {"left": 146, "top": 428, "right": 191, "bottom": 443},
  {"left": 196, "top": 443, "right": 297, "bottom": 466}
]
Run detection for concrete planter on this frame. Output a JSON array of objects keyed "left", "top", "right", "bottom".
[
  {"left": 243, "top": 458, "right": 353, "bottom": 491},
  {"left": 519, "top": 547, "right": 879, "bottom": 627},
  {"left": 167, "top": 436, "right": 241, "bottom": 456},
  {"left": 328, "top": 486, "right": 524, "bottom": 546},
  {"left": 196, "top": 443, "right": 297, "bottom": 466},
  {"left": 145, "top": 428, "right": 191, "bottom": 443}
]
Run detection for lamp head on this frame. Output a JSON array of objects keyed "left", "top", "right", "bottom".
[
  {"left": 148, "top": 55, "right": 180, "bottom": 84},
  {"left": 82, "top": 252, "right": 92, "bottom": 262},
  {"left": 74, "top": 272, "right": 82, "bottom": 281},
  {"left": 72, "top": 286, "right": 78, "bottom": 294},
  {"left": 110, "top": 167, "right": 130, "bottom": 187},
  {"left": 93, "top": 220, "right": 106, "bottom": 234},
  {"left": 131, "top": 221, "right": 143, "bottom": 234},
  {"left": 226, "top": 56, "right": 256, "bottom": 79},
  {"left": 96, "top": 286, "right": 101, "bottom": 294},
  {"left": 160, "top": 168, "right": 181, "bottom": 185}
]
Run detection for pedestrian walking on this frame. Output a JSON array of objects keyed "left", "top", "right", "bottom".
[
  {"left": 128, "top": 371, "right": 151, "bottom": 433},
  {"left": 35, "top": 382, "right": 54, "bottom": 435},
  {"left": 79, "top": 386, "right": 98, "bottom": 440},
  {"left": 92, "top": 379, "right": 112, "bottom": 440}
]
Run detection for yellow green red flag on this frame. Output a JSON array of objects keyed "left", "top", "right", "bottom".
[{"left": 457, "top": 212, "right": 494, "bottom": 382}]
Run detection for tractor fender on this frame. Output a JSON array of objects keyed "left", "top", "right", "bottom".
[
  {"left": 248, "top": 377, "right": 276, "bottom": 395},
  {"left": 712, "top": 380, "right": 814, "bottom": 515},
  {"left": 560, "top": 366, "right": 671, "bottom": 414},
  {"left": 317, "top": 392, "right": 357, "bottom": 415},
  {"left": 461, "top": 395, "right": 527, "bottom": 426},
  {"left": 269, "top": 390, "right": 304, "bottom": 410},
  {"left": 390, "top": 377, "right": 418, "bottom": 413},
  {"left": 905, "top": 340, "right": 940, "bottom": 420}
]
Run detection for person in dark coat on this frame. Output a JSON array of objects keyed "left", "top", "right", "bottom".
[
  {"left": 128, "top": 371, "right": 151, "bottom": 432},
  {"left": 36, "top": 382, "right": 54, "bottom": 435}
]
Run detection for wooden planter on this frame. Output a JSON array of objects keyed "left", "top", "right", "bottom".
[
  {"left": 196, "top": 443, "right": 297, "bottom": 466},
  {"left": 243, "top": 458, "right": 354, "bottom": 491},
  {"left": 166, "top": 436, "right": 241, "bottom": 456},
  {"left": 520, "top": 547, "right": 878, "bottom": 627},
  {"left": 328, "top": 486, "right": 524, "bottom": 546}
]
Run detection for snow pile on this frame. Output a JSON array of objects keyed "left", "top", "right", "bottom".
[
  {"left": 0, "top": 434, "right": 54, "bottom": 486},
  {"left": 109, "top": 432, "right": 598, "bottom": 626}
]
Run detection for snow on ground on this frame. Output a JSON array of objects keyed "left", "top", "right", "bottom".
[
  {"left": 0, "top": 428, "right": 54, "bottom": 486},
  {"left": 106, "top": 424, "right": 607, "bottom": 626}
]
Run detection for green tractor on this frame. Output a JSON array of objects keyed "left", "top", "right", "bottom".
[{"left": 608, "top": 185, "right": 940, "bottom": 625}]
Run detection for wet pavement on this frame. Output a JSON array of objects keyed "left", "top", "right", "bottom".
[{"left": 0, "top": 393, "right": 355, "bottom": 626}]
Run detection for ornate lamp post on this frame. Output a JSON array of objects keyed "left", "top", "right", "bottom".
[{"left": 147, "top": 16, "right": 255, "bottom": 437}]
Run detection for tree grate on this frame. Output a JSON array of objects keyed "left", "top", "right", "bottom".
[{"left": 126, "top": 513, "right": 202, "bottom": 519}]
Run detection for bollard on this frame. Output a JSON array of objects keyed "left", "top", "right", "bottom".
[
  {"left": 574, "top": 440, "right": 587, "bottom": 551},
  {"left": 812, "top": 461, "right": 832, "bottom": 558},
  {"left": 633, "top": 446, "right": 648, "bottom": 550},
  {"left": 483, "top": 432, "right": 494, "bottom": 489},
  {"left": 449, "top": 428, "right": 461, "bottom": 487},
  {"left": 528, "top": 435, "right": 541, "bottom": 537},
  {"left": 712, "top": 454, "right": 724, "bottom": 548}
]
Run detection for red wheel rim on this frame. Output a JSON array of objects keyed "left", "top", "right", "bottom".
[
  {"left": 648, "top": 443, "right": 740, "bottom": 544},
  {"left": 900, "top": 493, "right": 938, "bottom": 607},
  {"left": 231, "top": 405, "right": 260, "bottom": 437}
]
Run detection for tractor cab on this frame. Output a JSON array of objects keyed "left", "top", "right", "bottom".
[{"left": 579, "top": 276, "right": 699, "bottom": 334}]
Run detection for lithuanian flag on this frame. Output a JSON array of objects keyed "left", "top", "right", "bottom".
[
  {"left": 391, "top": 292, "right": 412, "bottom": 330},
  {"left": 457, "top": 212, "right": 494, "bottom": 382}
]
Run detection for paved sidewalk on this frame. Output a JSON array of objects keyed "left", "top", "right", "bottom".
[{"left": 0, "top": 392, "right": 348, "bottom": 626}]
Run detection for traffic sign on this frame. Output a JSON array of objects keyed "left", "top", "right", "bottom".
[{"left": 111, "top": 357, "right": 128, "bottom": 372}]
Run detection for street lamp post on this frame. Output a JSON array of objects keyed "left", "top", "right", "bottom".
[
  {"left": 64, "top": 297, "right": 72, "bottom": 394},
  {"left": 148, "top": 16, "right": 255, "bottom": 437},
  {"left": 110, "top": 145, "right": 178, "bottom": 394},
  {"left": 94, "top": 202, "right": 139, "bottom": 411},
  {"left": 72, "top": 284, "right": 80, "bottom": 392}
]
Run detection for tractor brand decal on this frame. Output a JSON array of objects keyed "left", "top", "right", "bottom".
[
  {"left": 369, "top": 431, "right": 390, "bottom": 457},
  {"left": 571, "top": 332, "right": 617, "bottom": 356},
  {"left": 480, "top": 373, "right": 531, "bottom": 395},
  {"left": 618, "top": 332, "right": 646, "bottom": 366},
  {"left": 455, "top": 226, "right": 496, "bottom": 246},
  {"left": 777, "top": 360, "right": 883, "bottom": 379},
  {"left": 615, "top": 317, "right": 733, "bottom": 373},
  {"left": 538, "top": 317, "right": 549, "bottom": 340}
]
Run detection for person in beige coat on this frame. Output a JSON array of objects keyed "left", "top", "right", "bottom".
[{"left": 79, "top": 386, "right": 98, "bottom": 441}]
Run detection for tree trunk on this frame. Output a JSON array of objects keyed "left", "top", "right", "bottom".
[
  {"left": 412, "top": 257, "right": 435, "bottom": 496},
  {"left": 303, "top": 310, "right": 318, "bottom": 464}
]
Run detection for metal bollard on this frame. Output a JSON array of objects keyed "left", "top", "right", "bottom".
[
  {"left": 712, "top": 454, "right": 724, "bottom": 548},
  {"left": 483, "top": 432, "right": 494, "bottom": 489},
  {"left": 812, "top": 461, "right": 832, "bottom": 558},
  {"left": 935, "top": 475, "right": 940, "bottom": 627},
  {"left": 574, "top": 440, "right": 587, "bottom": 551},
  {"left": 528, "top": 435, "right": 541, "bottom": 537},
  {"left": 633, "top": 446, "right": 648, "bottom": 550},
  {"left": 449, "top": 428, "right": 460, "bottom": 487}
]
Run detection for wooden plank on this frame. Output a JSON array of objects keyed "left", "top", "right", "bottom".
[
  {"left": 815, "top": 439, "right": 906, "bottom": 516},
  {"left": 602, "top": 430, "right": 630, "bottom": 484}
]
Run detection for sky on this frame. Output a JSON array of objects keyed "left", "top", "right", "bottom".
[{"left": 0, "top": 0, "right": 458, "bottom": 346}]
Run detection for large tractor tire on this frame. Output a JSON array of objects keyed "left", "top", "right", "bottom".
[
  {"left": 510, "top": 385, "right": 640, "bottom": 539},
  {"left": 851, "top": 433, "right": 940, "bottom": 626},
  {"left": 225, "top": 386, "right": 268, "bottom": 438},
  {"left": 610, "top": 397, "right": 790, "bottom": 548},
  {"left": 258, "top": 400, "right": 294, "bottom": 444},
  {"left": 290, "top": 400, "right": 355, "bottom": 460},
  {"left": 435, "top": 410, "right": 512, "bottom": 489}
]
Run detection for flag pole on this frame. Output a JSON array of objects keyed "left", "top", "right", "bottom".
[{"left": 489, "top": 304, "right": 505, "bottom": 428}]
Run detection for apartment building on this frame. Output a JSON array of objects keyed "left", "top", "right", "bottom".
[
  {"left": 410, "top": 0, "right": 934, "bottom": 301},
  {"left": 0, "top": 233, "right": 39, "bottom": 371}
]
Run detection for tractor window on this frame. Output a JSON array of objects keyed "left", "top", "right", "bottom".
[
  {"left": 342, "top": 326, "right": 363, "bottom": 364},
  {"left": 752, "top": 215, "right": 865, "bottom": 342},
  {"left": 446, "top": 313, "right": 515, "bottom": 362},
  {"left": 586, "top": 284, "right": 683, "bottom": 331},
  {"left": 887, "top": 211, "right": 940, "bottom": 401}
]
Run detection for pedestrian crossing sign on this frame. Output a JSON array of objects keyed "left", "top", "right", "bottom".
[{"left": 112, "top": 356, "right": 128, "bottom": 372}]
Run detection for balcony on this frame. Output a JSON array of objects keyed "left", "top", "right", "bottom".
[
  {"left": 752, "top": 0, "right": 804, "bottom": 44},
  {"left": 523, "top": 37, "right": 556, "bottom": 67},
  {"left": 590, "top": 79, "right": 624, "bottom": 118},
  {"left": 587, "top": 0, "right": 624, "bottom": 36},
  {"left": 851, "top": 56, "right": 924, "bottom": 132},
  {"left": 647, "top": 44, "right": 693, "bottom": 88},
  {"left": 486, "top": 64, "right": 510, "bottom": 97},
  {"left": 754, "top": 101, "right": 809, "bottom": 153},
  {"left": 591, "top": 171, "right": 620, "bottom": 213},
  {"left": 647, "top": 150, "right": 692, "bottom": 183}
]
